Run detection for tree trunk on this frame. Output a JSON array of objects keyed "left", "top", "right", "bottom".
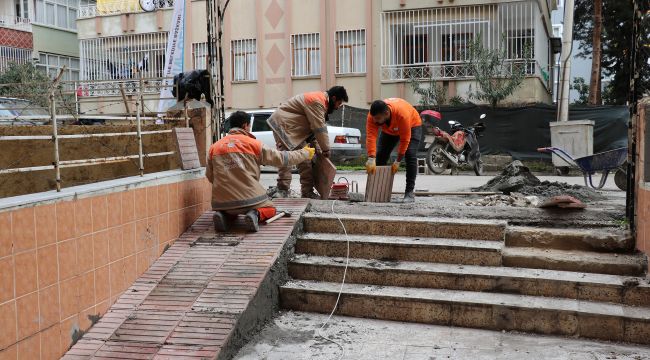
[{"left": 588, "top": 0, "right": 603, "bottom": 105}]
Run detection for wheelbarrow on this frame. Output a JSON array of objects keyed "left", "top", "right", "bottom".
[{"left": 537, "top": 147, "right": 628, "bottom": 190}]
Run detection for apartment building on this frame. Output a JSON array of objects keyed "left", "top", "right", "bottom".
[
  {"left": 0, "top": 0, "right": 86, "bottom": 83},
  {"left": 76, "top": 0, "right": 558, "bottom": 114}
]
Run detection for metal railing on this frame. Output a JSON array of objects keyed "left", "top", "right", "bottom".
[
  {"left": 0, "top": 46, "right": 33, "bottom": 73},
  {"left": 382, "top": 60, "right": 535, "bottom": 79},
  {"left": 0, "top": 16, "right": 32, "bottom": 32},
  {"left": 0, "top": 70, "right": 179, "bottom": 192},
  {"left": 78, "top": 0, "right": 174, "bottom": 18}
]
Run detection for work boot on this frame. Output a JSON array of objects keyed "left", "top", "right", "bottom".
[
  {"left": 213, "top": 211, "right": 229, "bottom": 232},
  {"left": 244, "top": 210, "right": 260, "bottom": 232},
  {"left": 274, "top": 189, "right": 290, "bottom": 198},
  {"left": 301, "top": 191, "right": 320, "bottom": 199},
  {"left": 402, "top": 192, "right": 416, "bottom": 203}
]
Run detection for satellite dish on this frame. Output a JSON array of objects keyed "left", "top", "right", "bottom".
[{"left": 139, "top": 0, "right": 156, "bottom": 12}]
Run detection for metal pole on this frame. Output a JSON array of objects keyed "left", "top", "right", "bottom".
[
  {"left": 50, "top": 67, "right": 66, "bottom": 192},
  {"left": 136, "top": 73, "right": 144, "bottom": 176},
  {"left": 50, "top": 89, "right": 61, "bottom": 192},
  {"left": 556, "top": 0, "right": 574, "bottom": 122}
]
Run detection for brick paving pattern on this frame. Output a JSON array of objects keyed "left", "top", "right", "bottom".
[{"left": 62, "top": 199, "right": 308, "bottom": 359}]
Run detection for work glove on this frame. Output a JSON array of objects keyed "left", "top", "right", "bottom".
[
  {"left": 365, "top": 157, "right": 376, "bottom": 175},
  {"left": 303, "top": 146, "right": 316, "bottom": 160},
  {"left": 391, "top": 160, "right": 400, "bottom": 175}
]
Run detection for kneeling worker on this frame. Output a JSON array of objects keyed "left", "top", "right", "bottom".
[
  {"left": 365, "top": 98, "right": 422, "bottom": 203},
  {"left": 206, "top": 111, "right": 315, "bottom": 232}
]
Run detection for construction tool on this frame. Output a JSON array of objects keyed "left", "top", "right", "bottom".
[{"left": 265, "top": 210, "right": 292, "bottom": 224}]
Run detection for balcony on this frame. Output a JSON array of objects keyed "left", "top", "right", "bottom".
[
  {"left": 0, "top": 16, "right": 32, "bottom": 32},
  {"left": 78, "top": 0, "right": 174, "bottom": 18}
]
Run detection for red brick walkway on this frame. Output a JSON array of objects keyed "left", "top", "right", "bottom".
[{"left": 61, "top": 199, "right": 309, "bottom": 359}]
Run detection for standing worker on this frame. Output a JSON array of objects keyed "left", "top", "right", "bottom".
[
  {"left": 268, "top": 86, "right": 349, "bottom": 198},
  {"left": 206, "top": 111, "right": 315, "bottom": 232},
  {"left": 365, "top": 98, "right": 423, "bottom": 203}
]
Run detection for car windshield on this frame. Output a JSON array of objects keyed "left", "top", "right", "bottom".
[{"left": 0, "top": 99, "right": 49, "bottom": 117}]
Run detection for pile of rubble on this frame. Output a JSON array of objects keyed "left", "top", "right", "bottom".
[
  {"left": 473, "top": 160, "right": 604, "bottom": 203},
  {"left": 465, "top": 193, "right": 540, "bottom": 207}
]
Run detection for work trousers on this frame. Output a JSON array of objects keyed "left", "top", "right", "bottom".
[
  {"left": 376, "top": 126, "right": 422, "bottom": 194},
  {"left": 274, "top": 132, "right": 314, "bottom": 196}
]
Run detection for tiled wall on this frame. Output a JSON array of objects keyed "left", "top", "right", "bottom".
[
  {"left": 0, "top": 28, "right": 33, "bottom": 49},
  {"left": 0, "top": 178, "right": 211, "bottom": 360}
]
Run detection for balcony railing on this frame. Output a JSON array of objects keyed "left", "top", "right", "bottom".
[
  {"left": 78, "top": 0, "right": 174, "bottom": 18},
  {"left": 381, "top": 60, "right": 551, "bottom": 90},
  {"left": 0, "top": 16, "right": 32, "bottom": 32}
]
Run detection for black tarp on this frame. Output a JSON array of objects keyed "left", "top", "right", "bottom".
[{"left": 328, "top": 104, "right": 629, "bottom": 160}]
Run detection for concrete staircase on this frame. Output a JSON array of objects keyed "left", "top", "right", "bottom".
[{"left": 281, "top": 213, "right": 650, "bottom": 344}]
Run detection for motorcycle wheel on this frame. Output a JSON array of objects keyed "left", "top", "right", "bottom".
[
  {"left": 426, "top": 144, "right": 449, "bottom": 175},
  {"left": 473, "top": 158, "right": 484, "bottom": 176}
]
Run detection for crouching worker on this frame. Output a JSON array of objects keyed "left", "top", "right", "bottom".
[{"left": 206, "top": 111, "right": 315, "bottom": 232}]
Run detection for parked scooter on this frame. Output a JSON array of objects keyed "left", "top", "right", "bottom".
[{"left": 421, "top": 110, "right": 487, "bottom": 176}]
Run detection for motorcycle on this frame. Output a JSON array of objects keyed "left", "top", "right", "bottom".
[{"left": 421, "top": 111, "right": 487, "bottom": 176}]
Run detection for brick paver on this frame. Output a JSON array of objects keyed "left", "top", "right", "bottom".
[{"left": 62, "top": 199, "right": 309, "bottom": 359}]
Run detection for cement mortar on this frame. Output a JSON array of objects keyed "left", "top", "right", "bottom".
[{"left": 474, "top": 161, "right": 604, "bottom": 203}]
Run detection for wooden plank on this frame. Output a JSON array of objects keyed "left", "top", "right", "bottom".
[
  {"left": 365, "top": 166, "right": 394, "bottom": 203},
  {"left": 173, "top": 128, "right": 201, "bottom": 170},
  {"left": 312, "top": 155, "right": 336, "bottom": 200}
]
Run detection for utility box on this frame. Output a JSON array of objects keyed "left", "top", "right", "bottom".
[{"left": 549, "top": 120, "right": 595, "bottom": 167}]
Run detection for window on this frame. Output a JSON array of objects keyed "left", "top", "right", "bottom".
[
  {"left": 35, "top": 0, "right": 79, "bottom": 31},
  {"left": 14, "top": 0, "right": 29, "bottom": 19},
  {"left": 231, "top": 39, "right": 257, "bottom": 82},
  {"left": 0, "top": 46, "right": 32, "bottom": 73},
  {"left": 291, "top": 33, "right": 320, "bottom": 77},
  {"left": 80, "top": 32, "right": 168, "bottom": 82},
  {"left": 36, "top": 53, "right": 80, "bottom": 89},
  {"left": 441, "top": 33, "right": 470, "bottom": 62},
  {"left": 336, "top": 29, "right": 366, "bottom": 74},
  {"left": 251, "top": 114, "right": 272, "bottom": 132},
  {"left": 192, "top": 42, "right": 208, "bottom": 70}
]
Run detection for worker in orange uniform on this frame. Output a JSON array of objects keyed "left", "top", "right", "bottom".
[
  {"left": 365, "top": 98, "right": 423, "bottom": 203},
  {"left": 268, "top": 86, "right": 348, "bottom": 198},
  {"left": 207, "top": 111, "right": 315, "bottom": 232}
]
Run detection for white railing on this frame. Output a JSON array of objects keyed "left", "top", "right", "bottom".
[
  {"left": 78, "top": 0, "right": 174, "bottom": 18},
  {"left": 0, "top": 16, "right": 32, "bottom": 32},
  {"left": 381, "top": 59, "right": 548, "bottom": 86},
  {"left": 0, "top": 46, "right": 33, "bottom": 73},
  {"left": 77, "top": 78, "right": 169, "bottom": 97}
]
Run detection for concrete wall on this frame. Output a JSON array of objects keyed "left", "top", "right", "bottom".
[
  {"left": 636, "top": 100, "right": 650, "bottom": 255},
  {"left": 32, "top": 25, "right": 79, "bottom": 57},
  {"left": 0, "top": 170, "right": 211, "bottom": 360}
]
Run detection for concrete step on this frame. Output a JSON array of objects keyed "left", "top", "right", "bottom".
[
  {"left": 280, "top": 280, "right": 650, "bottom": 344},
  {"left": 506, "top": 226, "right": 634, "bottom": 253},
  {"left": 303, "top": 213, "right": 506, "bottom": 241},
  {"left": 295, "top": 233, "right": 502, "bottom": 266},
  {"left": 502, "top": 247, "right": 646, "bottom": 276},
  {"left": 288, "top": 255, "right": 650, "bottom": 307}
]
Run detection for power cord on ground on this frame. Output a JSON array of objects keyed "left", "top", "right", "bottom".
[{"left": 312, "top": 199, "right": 350, "bottom": 360}]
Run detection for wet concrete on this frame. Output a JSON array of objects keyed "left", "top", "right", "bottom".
[
  {"left": 233, "top": 311, "right": 650, "bottom": 360},
  {"left": 261, "top": 172, "right": 627, "bottom": 228}
]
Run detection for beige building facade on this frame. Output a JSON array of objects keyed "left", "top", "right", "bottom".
[{"left": 76, "top": 0, "right": 557, "bottom": 114}]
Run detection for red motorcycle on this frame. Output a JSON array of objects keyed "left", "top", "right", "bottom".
[{"left": 421, "top": 110, "right": 486, "bottom": 176}]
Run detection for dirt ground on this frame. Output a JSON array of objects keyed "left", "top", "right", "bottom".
[{"left": 0, "top": 125, "right": 177, "bottom": 197}]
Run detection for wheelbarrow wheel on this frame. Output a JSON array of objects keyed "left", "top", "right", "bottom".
[{"left": 615, "top": 168, "right": 627, "bottom": 191}]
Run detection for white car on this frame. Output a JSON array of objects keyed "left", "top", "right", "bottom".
[{"left": 226, "top": 109, "right": 363, "bottom": 163}]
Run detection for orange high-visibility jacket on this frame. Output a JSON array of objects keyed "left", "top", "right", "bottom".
[
  {"left": 206, "top": 128, "right": 310, "bottom": 211},
  {"left": 366, "top": 98, "right": 422, "bottom": 157},
  {"left": 267, "top": 91, "right": 330, "bottom": 152}
]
